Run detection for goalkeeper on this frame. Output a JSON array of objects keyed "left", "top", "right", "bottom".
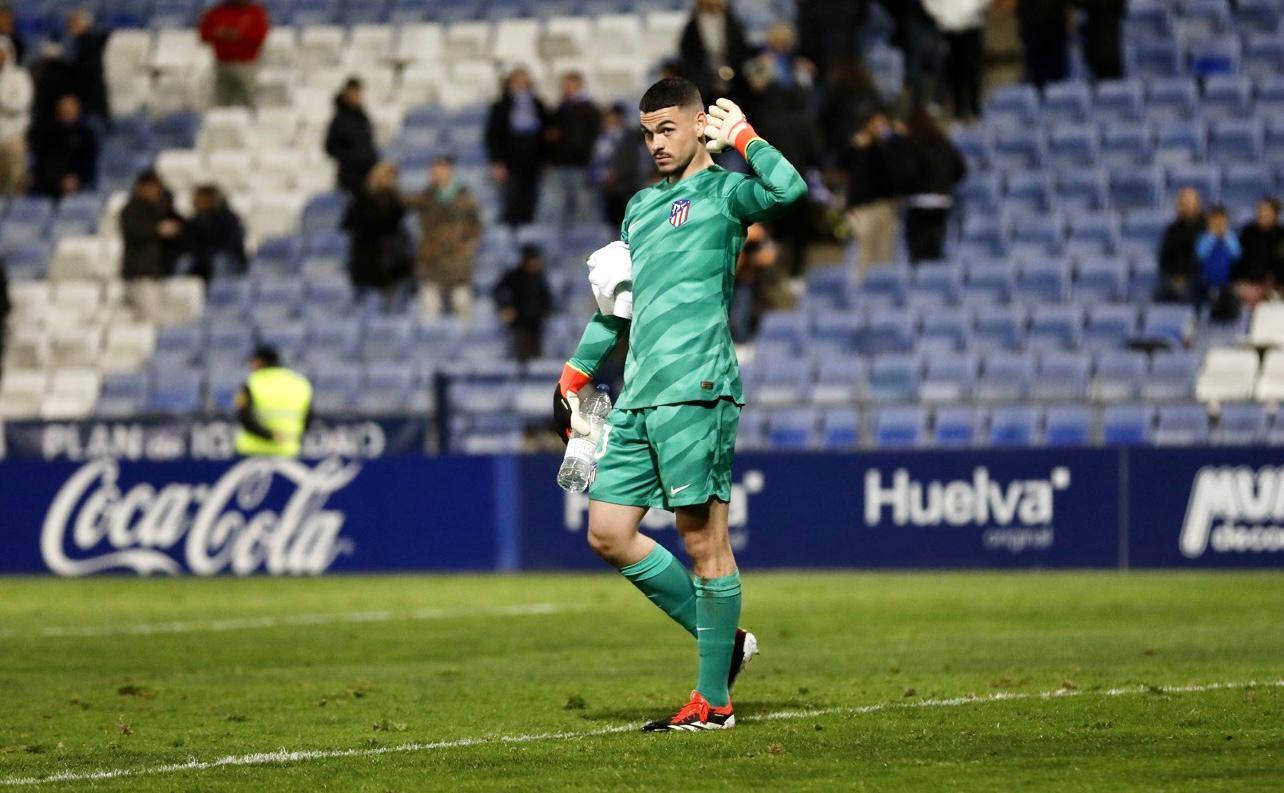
[{"left": 554, "top": 77, "right": 806, "bottom": 731}]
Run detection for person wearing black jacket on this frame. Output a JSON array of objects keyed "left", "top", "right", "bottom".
[
  {"left": 324, "top": 77, "right": 378, "bottom": 196},
  {"left": 819, "top": 60, "right": 884, "bottom": 154},
  {"left": 485, "top": 67, "right": 547, "bottom": 227},
  {"left": 184, "top": 184, "right": 246, "bottom": 282},
  {"left": 493, "top": 245, "right": 554, "bottom": 362},
  {"left": 1077, "top": 0, "right": 1126, "bottom": 81},
  {"left": 341, "top": 161, "right": 410, "bottom": 308},
  {"left": 589, "top": 103, "right": 643, "bottom": 229},
  {"left": 31, "top": 94, "right": 97, "bottom": 198},
  {"left": 543, "top": 71, "right": 601, "bottom": 228},
  {"left": 1235, "top": 197, "right": 1283, "bottom": 308},
  {"left": 1155, "top": 186, "right": 1205, "bottom": 304},
  {"left": 1017, "top": 0, "right": 1070, "bottom": 88},
  {"left": 64, "top": 9, "right": 109, "bottom": 125},
  {"left": 839, "top": 110, "right": 914, "bottom": 274},
  {"left": 903, "top": 106, "right": 967, "bottom": 263},
  {"left": 678, "top": 0, "right": 752, "bottom": 104},
  {"left": 119, "top": 170, "right": 185, "bottom": 318}
]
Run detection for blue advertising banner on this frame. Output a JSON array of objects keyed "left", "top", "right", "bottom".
[
  {"left": 0, "top": 416, "right": 430, "bottom": 461},
  {"left": 520, "top": 449, "right": 1122, "bottom": 570},
  {"left": 0, "top": 456, "right": 496, "bottom": 575},
  {"left": 1127, "top": 447, "right": 1284, "bottom": 568}
]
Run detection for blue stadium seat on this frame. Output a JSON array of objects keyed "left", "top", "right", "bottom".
[
  {"left": 303, "top": 192, "right": 348, "bottom": 235},
  {"left": 1068, "top": 213, "right": 1119, "bottom": 257},
  {"left": 1109, "top": 168, "right": 1162, "bottom": 211},
  {"left": 1208, "top": 118, "right": 1262, "bottom": 164},
  {"left": 153, "top": 324, "right": 205, "bottom": 367},
  {"left": 976, "top": 352, "right": 1034, "bottom": 401},
  {"left": 305, "top": 276, "right": 355, "bottom": 314},
  {"left": 736, "top": 410, "right": 768, "bottom": 450},
  {"left": 912, "top": 263, "right": 963, "bottom": 306},
  {"left": 987, "top": 405, "right": 1041, "bottom": 448},
  {"left": 1075, "top": 258, "right": 1128, "bottom": 303},
  {"left": 812, "top": 356, "right": 866, "bottom": 405},
  {"left": 758, "top": 312, "right": 809, "bottom": 352},
  {"left": 1213, "top": 402, "right": 1268, "bottom": 445},
  {"left": 1047, "top": 124, "right": 1100, "bottom": 169},
  {"left": 1154, "top": 403, "right": 1210, "bottom": 446},
  {"left": 1188, "top": 35, "right": 1241, "bottom": 77},
  {"left": 1054, "top": 168, "right": 1109, "bottom": 211},
  {"left": 1042, "top": 82, "right": 1091, "bottom": 124},
  {"left": 868, "top": 354, "right": 921, "bottom": 403},
  {"left": 361, "top": 362, "right": 415, "bottom": 412},
  {"left": 812, "top": 311, "right": 863, "bottom": 356},
  {"left": 1103, "top": 404, "right": 1155, "bottom": 445},
  {"left": 862, "top": 307, "right": 916, "bottom": 354},
  {"left": 755, "top": 355, "right": 813, "bottom": 409},
  {"left": 964, "top": 262, "right": 1015, "bottom": 304},
  {"left": 1147, "top": 78, "right": 1199, "bottom": 121},
  {"left": 1126, "top": 0, "right": 1173, "bottom": 38},
  {"left": 986, "top": 84, "right": 1039, "bottom": 125},
  {"left": 3, "top": 240, "right": 51, "bottom": 279},
  {"left": 992, "top": 127, "right": 1044, "bottom": 170},
  {"left": 1093, "top": 350, "right": 1148, "bottom": 401},
  {"left": 951, "top": 127, "right": 992, "bottom": 169},
  {"left": 1004, "top": 172, "right": 1053, "bottom": 215},
  {"left": 1266, "top": 117, "right": 1284, "bottom": 162},
  {"left": 305, "top": 317, "right": 361, "bottom": 362},
  {"left": 1155, "top": 120, "right": 1206, "bottom": 165},
  {"left": 1201, "top": 75, "right": 1252, "bottom": 115},
  {"left": 974, "top": 304, "right": 1026, "bottom": 350},
  {"left": 258, "top": 321, "right": 307, "bottom": 363},
  {"left": 819, "top": 408, "right": 861, "bottom": 449},
  {"left": 312, "top": 365, "right": 362, "bottom": 413},
  {"left": 1027, "top": 305, "right": 1083, "bottom": 351},
  {"left": 255, "top": 278, "right": 305, "bottom": 315},
  {"left": 1082, "top": 303, "right": 1139, "bottom": 349},
  {"left": 1131, "top": 38, "right": 1181, "bottom": 78},
  {"left": 1245, "top": 33, "right": 1284, "bottom": 77},
  {"left": 920, "top": 352, "right": 978, "bottom": 403},
  {"left": 97, "top": 372, "right": 149, "bottom": 418},
  {"left": 919, "top": 306, "right": 973, "bottom": 352},
  {"left": 1044, "top": 404, "right": 1094, "bottom": 446},
  {"left": 861, "top": 266, "right": 909, "bottom": 305},
  {"left": 149, "top": 369, "right": 204, "bottom": 415},
  {"left": 1031, "top": 352, "right": 1090, "bottom": 401},
  {"left": 959, "top": 216, "right": 1006, "bottom": 257},
  {"left": 1017, "top": 259, "right": 1071, "bottom": 303},
  {"left": 207, "top": 324, "right": 254, "bottom": 363},
  {"left": 933, "top": 406, "right": 982, "bottom": 447},
  {"left": 1235, "top": 0, "right": 1282, "bottom": 36},
  {"left": 958, "top": 173, "right": 1001, "bottom": 213},
  {"left": 872, "top": 405, "right": 927, "bottom": 449},
  {"left": 1143, "top": 351, "right": 1201, "bottom": 400},
  {"left": 767, "top": 408, "right": 819, "bottom": 449},
  {"left": 1101, "top": 122, "right": 1152, "bottom": 167},
  {"left": 1141, "top": 304, "right": 1195, "bottom": 347},
  {"left": 206, "top": 278, "right": 253, "bottom": 318},
  {"left": 1121, "top": 209, "right": 1169, "bottom": 253},
  {"left": 1094, "top": 80, "right": 1145, "bottom": 122},
  {"left": 1221, "top": 165, "right": 1272, "bottom": 211}
]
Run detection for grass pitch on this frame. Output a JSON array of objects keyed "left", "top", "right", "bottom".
[{"left": 0, "top": 571, "right": 1281, "bottom": 791}]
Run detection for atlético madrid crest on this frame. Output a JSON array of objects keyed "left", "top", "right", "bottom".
[{"left": 669, "top": 198, "right": 691, "bottom": 228}]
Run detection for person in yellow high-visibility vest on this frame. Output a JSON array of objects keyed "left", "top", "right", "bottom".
[{"left": 234, "top": 346, "right": 314, "bottom": 457}]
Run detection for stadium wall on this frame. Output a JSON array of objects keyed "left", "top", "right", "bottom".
[{"left": 2, "top": 448, "right": 1284, "bottom": 575}]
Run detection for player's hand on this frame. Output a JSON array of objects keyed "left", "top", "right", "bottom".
[
  {"left": 553, "top": 364, "right": 592, "bottom": 444},
  {"left": 704, "top": 98, "right": 757, "bottom": 154}
]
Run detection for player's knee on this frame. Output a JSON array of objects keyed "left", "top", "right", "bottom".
[{"left": 586, "top": 523, "right": 622, "bottom": 561}]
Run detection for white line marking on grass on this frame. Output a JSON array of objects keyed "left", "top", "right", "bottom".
[
  {"left": 2, "top": 679, "right": 1279, "bottom": 787},
  {"left": 2, "top": 603, "right": 573, "bottom": 640}
]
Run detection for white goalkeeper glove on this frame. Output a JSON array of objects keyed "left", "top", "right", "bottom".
[
  {"left": 564, "top": 391, "right": 599, "bottom": 441},
  {"left": 704, "top": 97, "right": 760, "bottom": 156}
]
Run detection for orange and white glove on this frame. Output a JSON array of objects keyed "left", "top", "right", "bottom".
[
  {"left": 704, "top": 98, "right": 760, "bottom": 156},
  {"left": 553, "top": 364, "right": 593, "bottom": 443}
]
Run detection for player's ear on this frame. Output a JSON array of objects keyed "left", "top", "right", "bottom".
[{"left": 694, "top": 107, "right": 707, "bottom": 139}]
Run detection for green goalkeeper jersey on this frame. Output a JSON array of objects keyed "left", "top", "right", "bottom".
[{"left": 568, "top": 140, "right": 807, "bottom": 410}]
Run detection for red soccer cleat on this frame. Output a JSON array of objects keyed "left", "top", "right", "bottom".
[{"left": 643, "top": 690, "right": 735, "bottom": 732}]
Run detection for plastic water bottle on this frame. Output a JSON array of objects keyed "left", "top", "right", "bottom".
[{"left": 557, "top": 385, "right": 612, "bottom": 493}]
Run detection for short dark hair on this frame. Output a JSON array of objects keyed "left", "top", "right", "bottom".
[
  {"left": 432, "top": 153, "right": 455, "bottom": 165},
  {"left": 1208, "top": 204, "right": 1228, "bottom": 217},
  {"left": 639, "top": 77, "right": 703, "bottom": 113},
  {"left": 251, "top": 346, "right": 281, "bottom": 367}
]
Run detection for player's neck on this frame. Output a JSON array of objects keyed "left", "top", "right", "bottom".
[{"left": 669, "top": 150, "right": 715, "bottom": 183}]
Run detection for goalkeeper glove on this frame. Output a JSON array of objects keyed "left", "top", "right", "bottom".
[
  {"left": 704, "top": 97, "right": 760, "bottom": 157},
  {"left": 552, "top": 363, "right": 593, "bottom": 444}
]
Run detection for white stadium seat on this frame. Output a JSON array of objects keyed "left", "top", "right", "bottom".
[
  {"left": 260, "top": 26, "right": 298, "bottom": 70},
  {"left": 251, "top": 107, "right": 302, "bottom": 147},
  {"left": 1254, "top": 349, "right": 1284, "bottom": 402},
  {"left": 151, "top": 29, "right": 202, "bottom": 72},
  {"left": 51, "top": 280, "right": 104, "bottom": 320},
  {"left": 2, "top": 327, "right": 49, "bottom": 369},
  {"left": 199, "top": 107, "right": 253, "bottom": 150},
  {"left": 398, "top": 65, "right": 442, "bottom": 108},
  {"left": 248, "top": 192, "right": 305, "bottom": 243},
  {"left": 255, "top": 149, "right": 305, "bottom": 190},
  {"left": 493, "top": 19, "right": 541, "bottom": 65},
  {"left": 104, "top": 29, "right": 153, "bottom": 81},
  {"left": 206, "top": 149, "right": 255, "bottom": 193},
  {"left": 155, "top": 149, "right": 203, "bottom": 194},
  {"left": 445, "top": 21, "right": 493, "bottom": 61},
  {"left": 593, "top": 14, "right": 644, "bottom": 56},
  {"left": 1249, "top": 303, "right": 1284, "bottom": 348},
  {"left": 39, "top": 391, "right": 97, "bottom": 420},
  {"left": 394, "top": 23, "right": 444, "bottom": 65},
  {"left": 156, "top": 277, "right": 206, "bottom": 328},
  {"left": 1195, "top": 347, "right": 1259, "bottom": 404},
  {"left": 645, "top": 11, "right": 687, "bottom": 59},
  {"left": 48, "top": 324, "right": 104, "bottom": 368},
  {"left": 540, "top": 17, "right": 592, "bottom": 59},
  {"left": 0, "top": 368, "right": 46, "bottom": 419},
  {"left": 349, "top": 24, "right": 396, "bottom": 67},
  {"left": 49, "top": 236, "right": 112, "bottom": 281},
  {"left": 103, "top": 321, "right": 157, "bottom": 373},
  {"left": 593, "top": 58, "right": 647, "bottom": 103},
  {"left": 299, "top": 26, "right": 347, "bottom": 70}
]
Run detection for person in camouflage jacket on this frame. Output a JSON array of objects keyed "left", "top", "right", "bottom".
[{"left": 404, "top": 154, "right": 482, "bottom": 319}]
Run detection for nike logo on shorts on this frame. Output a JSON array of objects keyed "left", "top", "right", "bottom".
[{"left": 670, "top": 484, "right": 692, "bottom": 496}]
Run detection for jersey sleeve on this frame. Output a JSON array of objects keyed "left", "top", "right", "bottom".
[
  {"left": 567, "top": 310, "right": 628, "bottom": 379},
  {"left": 724, "top": 140, "right": 808, "bottom": 224}
]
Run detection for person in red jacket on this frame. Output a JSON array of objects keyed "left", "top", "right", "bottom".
[{"left": 199, "top": 0, "right": 269, "bottom": 108}]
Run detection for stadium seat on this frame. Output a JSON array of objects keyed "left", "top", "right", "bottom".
[
  {"left": 811, "top": 357, "right": 867, "bottom": 406},
  {"left": 767, "top": 408, "right": 819, "bottom": 449},
  {"left": 1248, "top": 303, "right": 1284, "bottom": 348},
  {"left": 863, "top": 308, "right": 917, "bottom": 354},
  {"left": 992, "top": 127, "right": 1044, "bottom": 170},
  {"left": 1005, "top": 172, "right": 1053, "bottom": 215},
  {"left": 1109, "top": 168, "right": 1162, "bottom": 211},
  {"left": 1094, "top": 80, "right": 1145, "bottom": 122},
  {"left": 1201, "top": 75, "right": 1252, "bottom": 115},
  {"left": 1131, "top": 37, "right": 1180, "bottom": 78},
  {"left": 758, "top": 312, "right": 809, "bottom": 353},
  {"left": 1082, "top": 303, "right": 1139, "bottom": 350},
  {"left": 932, "top": 406, "right": 981, "bottom": 447},
  {"left": 811, "top": 311, "right": 863, "bottom": 356},
  {"left": 819, "top": 408, "right": 861, "bottom": 449},
  {"left": 920, "top": 352, "right": 978, "bottom": 403},
  {"left": 1154, "top": 403, "right": 1210, "bottom": 446},
  {"left": 1144, "top": 351, "right": 1201, "bottom": 401},
  {"left": 97, "top": 371, "right": 150, "bottom": 418},
  {"left": 1026, "top": 305, "right": 1083, "bottom": 351},
  {"left": 1188, "top": 35, "right": 1241, "bottom": 77},
  {"left": 1044, "top": 405, "right": 1094, "bottom": 446},
  {"left": 987, "top": 405, "right": 1041, "bottom": 448},
  {"left": 1195, "top": 347, "right": 1260, "bottom": 404},
  {"left": 976, "top": 352, "right": 1034, "bottom": 402},
  {"left": 1054, "top": 168, "right": 1109, "bottom": 211},
  {"left": 872, "top": 405, "right": 927, "bottom": 449},
  {"left": 1102, "top": 404, "right": 1154, "bottom": 445},
  {"left": 1156, "top": 122, "right": 1207, "bottom": 166},
  {"left": 964, "top": 262, "right": 1015, "bottom": 305},
  {"left": 912, "top": 263, "right": 963, "bottom": 306},
  {"left": 986, "top": 83, "right": 1039, "bottom": 125},
  {"left": 919, "top": 307, "right": 972, "bottom": 352},
  {"left": 861, "top": 266, "right": 909, "bottom": 305},
  {"left": 1031, "top": 353, "right": 1090, "bottom": 401},
  {"left": 312, "top": 365, "right": 362, "bottom": 413},
  {"left": 867, "top": 354, "right": 921, "bottom": 403},
  {"left": 1075, "top": 259, "right": 1129, "bottom": 303},
  {"left": 1208, "top": 119, "right": 1262, "bottom": 164},
  {"left": 1017, "top": 259, "right": 1071, "bottom": 304},
  {"left": 973, "top": 305, "right": 1026, "bottom": 351},
  {"left": 1043, "top": 82, "right": 1091, "bottom": 124},
  {"left": 755, "top": 355, "right": 814, "bottom": 409},
  {"left": 149, "top": 368, "right": 204, "bottom": 415},
  {"left": 1255, "top": 349, "right": 1284, "bottom": 402},
  {"left": 1213, "top": 402, "right": 1268, "bottom": 445},
  {"left": 1141, "top": 304, "right": 1195, "bottom": 348},
  {"left": 1245, "top": 33, "right": 1284, "bottom": 77}
]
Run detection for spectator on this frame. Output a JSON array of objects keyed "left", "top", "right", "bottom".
[
  {"left": 324, "top": 77, "right": 378, "bottom": 196},
  {"left": 903, "top": 106, "right": 967, "bottom": 262},
  {"left": 63, "top": 9, "right": 109, "bottom": 127},
  {"left": 678, "top": 0, "right": 751, "bottom": 103},
  {"left": 818, "top": 60, "right": 883, "bottom": 155},
  {"left": 795, "top": 0, "right": 867, "bottom": 82},
  {"left": 1196, "top": 206, "right": 1242, "bottom": 322},
  {"left": 1238, "top": 198, "right": 1284, "bottom": 306},
  {"left": 28, "top": 41, "right": 75, "bottom": 140},
  {"left": 0, "top": 6, "right": 25, "bottom": 64},
  {"left": 731, "top": 224, "right": 794, "bottom": 343},
  {"left": 199, "top": 0, "right": 269, "bottom": 108},
  {"left": 877, "top": 0, "right": 939, "bottom": 107},
  {"left": 184, "top": 184, "right": 246, "bottom": 283},
  {"left": 543, "top": 71, "right": 602, "bottom": 228},
  {"left": 1015, "top": 0, "right": 1070, "bottom": 88},
  {"left": 590, "top": 103, "right": 644, "bottom": 229},
  {"left": 839, "top": 110, "right": 913, "bottom": 274},
  {"left": 922, "top": 0, "right": 991, "bottom": 122},
  {"left": 0, "top": 35, "right": 31, "bottom": 197},
  {"left": 235, "top": 346, "right": 314, "bottom": 458},
  {"left": 31, "top": 94, "right": 97, "bottom": 199},
  {"left": 493, "top": 245, "right": 554, "bottom": 362},
  {"left": 1155, "top": 186, "right": 1205, "bottom": 304},
  {"left": 119, "top": 170, "right": 185, "bottom": 317},
  {"left": 404, "top": 155, "right": 482, "bottom": 320},
  {"left": 484, "top": 67, "right": 546, "bottom": 227},
  {"left": 342, "top": 161, "right": 410, "bottom": 309},
  {"left": 759, "top": 21, "right": 817, "bottom": 94},
  {"left": 1077, "top": 0, "right": 1126, "bottom": 81}
]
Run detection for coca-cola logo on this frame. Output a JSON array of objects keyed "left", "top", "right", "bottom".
[{"left": 41, "top": 458, "right": 361, "bottom": 576}]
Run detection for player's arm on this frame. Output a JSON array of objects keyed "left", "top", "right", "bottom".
[
  {"left": 704, "top": 98, "right": 808, "bottom": 224},
  {"left": 553, "top": 311, "right": 629, "bottom": 442}
]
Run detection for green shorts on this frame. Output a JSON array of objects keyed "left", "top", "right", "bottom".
[{"left": 589, "top": 398, "right": 741, "bottom": 511}]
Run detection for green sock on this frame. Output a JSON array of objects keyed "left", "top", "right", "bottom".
[
  {"left": 618, "top": 544, "right": 697, "bottom": 637},
  {"left": 694, "top": 570, "right": 742, "bottom": 708}
]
